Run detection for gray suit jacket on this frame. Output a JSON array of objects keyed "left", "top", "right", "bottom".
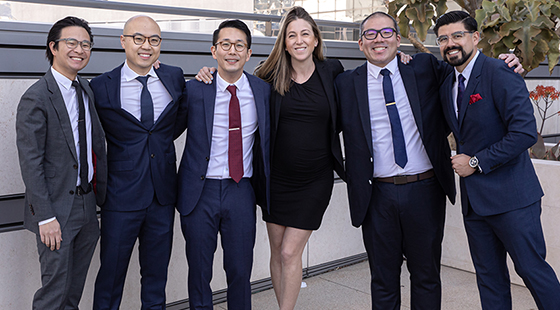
[{"left": 16, "top": 69, "right": 107, "bottom": 234}]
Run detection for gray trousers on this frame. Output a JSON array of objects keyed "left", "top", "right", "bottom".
[{"left": 33, "top": 190, "right": 99, "bottom": 310}]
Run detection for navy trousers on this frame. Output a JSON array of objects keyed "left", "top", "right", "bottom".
[
  {"left": 362, "top": 176, "right": 446, "bottom": 310},
  {"left": 93, "top": 199, "right": 175, "bottom": 310},
  {"left": 181, "top": 178, "right": 256, "bottom": 310},
  {"left": 464, "top": 200, "right": 560, "bottom": 310}
]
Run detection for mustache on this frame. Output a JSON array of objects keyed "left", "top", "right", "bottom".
[{"left": 444, "top": 46, "right": 463, "bottom": 55}]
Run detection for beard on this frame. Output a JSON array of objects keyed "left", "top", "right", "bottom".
[{"left": 443, "top": 46, "right": 473, "bottom": 68}]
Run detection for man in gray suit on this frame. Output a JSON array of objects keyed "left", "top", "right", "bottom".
[{"left": 16, "top": 16, "right": 107, "bottom": 309}]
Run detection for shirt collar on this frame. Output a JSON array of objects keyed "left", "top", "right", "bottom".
[
  {"left": 123, "top": 60, "right": 158, "bottom": 82},
  {"left": 216, "top": 71, "right": 247, "bottom": 93},
  {"left": 367, "top": 56, "right": 399, "bottom": 79},
  {"left": 455, "top": 50, "right": 480, "bottom": 82},
  {"left": 50, "top": 67, "right": 75, "bottom": 90}
]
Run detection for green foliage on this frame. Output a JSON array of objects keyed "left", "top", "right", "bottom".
[
  {"left": 388, "top": 0, "right": 447, "bottom": 42},
  {"left": 475, "top": 0, "right": 560, "bottom": 74}
]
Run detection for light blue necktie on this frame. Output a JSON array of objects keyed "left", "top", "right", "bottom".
[{"left": 380, "top": 68, "right": 408, "bottom": 168}]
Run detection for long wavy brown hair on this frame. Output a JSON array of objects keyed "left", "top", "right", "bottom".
[{"left": 254, "top": 6, "right": 324, "bottom": 95}]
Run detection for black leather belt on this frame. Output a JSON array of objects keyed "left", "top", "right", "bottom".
[
  {"left": 76, "top": 183, "right": 92, "bottom": 196},
  {"left": 375, "top": 169, "right": 435, "bottom": 185}
]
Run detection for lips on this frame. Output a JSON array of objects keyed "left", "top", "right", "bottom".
[
  {"left": 445, "top": 46, "right": 463, "bottom": 57},
  {"left": 373, "top": 46, "right": 387, "bottom": 52}
]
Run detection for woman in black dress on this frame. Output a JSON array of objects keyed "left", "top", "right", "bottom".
[{"left": 253, "top": 7, "right": 345, "bottom": 309}]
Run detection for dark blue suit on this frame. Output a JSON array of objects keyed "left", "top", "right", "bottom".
[
  {"left": 176, "top": 72, "right": 270, "bottom": 309},
  {"left": 91, "top": 63, "right": 185, "bottom": 310},
  {"left": 335, "top": 54, "right": 455, "bottom": 309},
  {"left": 441, "top": 52, "right": 560, "bottom": 309}
]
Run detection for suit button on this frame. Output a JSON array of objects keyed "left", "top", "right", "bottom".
[
  {"left": 200, "top": 176, "right": 205, "bottom": 180},
  {"left": 69, "top": 190, "right": 74, "bottom": 195},
  {"left": 205, "top": 157, "right": 209, "bottom": 161},
  {"left": 151, "top": 154, "right": 155, "bottom": 158},
  {"left": 370, "top": 157, "right": 373, "bottom": 163},
  {"left": 149, "top": 131, "right": 152, "bottom": 135},
  {"left": 368, "top": 180, "right": 372, "bottom": 185},
  {"left": 460, "top": 141, "right": 465, "bottom": 145},
  {"left": 73, "top": 164, "right": 78, "bottom": 169}
]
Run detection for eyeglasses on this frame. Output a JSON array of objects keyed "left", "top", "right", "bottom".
[
  {"left": 215, "top": 41, "right": 247, "bottom": 52},
  {"left": 361, "top": 28, "right": 397, "bottom": 40},
  {"left": 123, "top": 34, "right": 162, "bottom": 46},
  {"left": 55, "top": 38, "right": 93, "bottom": 51},
  {"left": 436, "top": 31, "right": 474, "bottom": 46}
]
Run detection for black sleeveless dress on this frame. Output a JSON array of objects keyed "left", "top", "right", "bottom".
[{"left": 263, "top": 70, "right": 334, "bottom": 230}]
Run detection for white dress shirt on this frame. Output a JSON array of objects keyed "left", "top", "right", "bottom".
[
  {"left": 367, "top": 57, "right": 433, "bottom": 178},
  {"left": 120, "top": 60, "right": 172, "bottom": 123},
  {"left": 453, "top": 50, "right": 480, "bottom": 118},
  {"left": 206, "top": 72, "right": 258, "bottom": 179},
  {"left": 42, "top": 67, "right": 94, "bottom": 226}
]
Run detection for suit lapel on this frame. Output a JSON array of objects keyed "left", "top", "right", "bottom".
[
  {"left": 247, "top": 73, "right": 267, "bottom": 138},
  {"left": 458, "top": 55, "right": 483, "bottom": 128},
  {"left": 154, "top": 66, "right": 180, "bottom": 126},
  {"left": 354, "top": 63, "right": 373, "bottom": 155},
  {"left": 441, "top": 74, "right": 461, "bottom": 138},
  {"left": 45, "top": 70, "right": 78, "bottom": 161},
  {"left": 203, "top": 72, "right": 218, "bottom": 146},
  {"left": 398, "top": 60, "right": 424, "bottom": 137}
]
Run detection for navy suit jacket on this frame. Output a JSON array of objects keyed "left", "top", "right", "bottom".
[
  {"left": 270, "top": 58, "right": 345, "bottom": 181},
  {"left": 440, "top": 53, "right": 543, "bottom": 216},
  {"left": 176, "top": 72, "right": 271, "bottom": 216},
  {"left": 335, "top": 54, "right": 456, "bottom": 227},
  {"left": 91, "top": 63, "right": 185, "bottom": 211}
]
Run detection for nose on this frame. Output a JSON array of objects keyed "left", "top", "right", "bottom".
[
  {"left": 73, "top": 43, "right": 85, "bottom": 53},
  {"left": 141, "top": 39, "right": 151, "bottom": 49}
]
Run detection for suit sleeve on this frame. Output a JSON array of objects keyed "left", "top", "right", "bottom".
[
  {"left": 16, "top": 91, "right": 55, "bottom": 222},
  {"left": 475, "top": 63, "right": 538, "bottom": 173}
]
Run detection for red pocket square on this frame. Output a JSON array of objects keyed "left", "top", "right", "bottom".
[{"left": 469, "top": 93, "right": 482, "bottom": 105}]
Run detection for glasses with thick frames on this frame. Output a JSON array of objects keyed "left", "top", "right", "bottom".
[
  {"left": 436, "top": 31, "right": 474, "bottom": 46},
  {"left": 55, "top": 38, "right": 93, "bottom": 51},
  {"left": 215, "top": 41, "right": 247, "bottom": 52},
  {"left": 361, "top": 28, "right": 397, "bottom": 40},
  {"left": 123, "top": 34, "right": 162, "bottom": 46}
]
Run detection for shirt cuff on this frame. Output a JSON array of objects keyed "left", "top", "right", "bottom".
[{"left": 39, "top": 217, "right": 56, "bottom": 226}]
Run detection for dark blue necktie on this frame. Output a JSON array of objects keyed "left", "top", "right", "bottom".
[
  {"left": 380, "top": 68, "right": 408, "bottom": 169},
  {"left": 457, "top": 74, "right": 465, "bottom": 118},
  {"left": 136, "top": 76, "right": 154, "bottom": 128},
  {"left": 71, "top": 81, "right": 89, "bottom": 191}
]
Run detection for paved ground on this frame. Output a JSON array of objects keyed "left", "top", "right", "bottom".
[{"left": 214, "top": 261, "right": 538, "bottom": 309}]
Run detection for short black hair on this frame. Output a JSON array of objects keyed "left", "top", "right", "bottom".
[
  {"left": 46, "top": 16, "right": 93, "bottom": 65},
  {"left": 359, "top": 12, "right": 400, "bottom": 37},
  {"left": 212, "top": 19, "right": 252, "bottom": 49},
  {"left": 434, "top": 11, "right": 477, "bottom": 36}
]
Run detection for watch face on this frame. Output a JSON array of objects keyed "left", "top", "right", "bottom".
[{"left": 469, "top": 157, "right": 478, "bottom": 168}]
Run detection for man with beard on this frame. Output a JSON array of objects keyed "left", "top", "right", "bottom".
[
  {"left": 435, "top": 11, "right": 560, "bottom": 309},
  {"left": 335, "top": 11, "right": 523, "bottom": 309}
]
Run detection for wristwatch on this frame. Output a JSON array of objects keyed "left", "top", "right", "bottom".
[{"left": 469, "top": 156, "right": 479, "bottom": 170}]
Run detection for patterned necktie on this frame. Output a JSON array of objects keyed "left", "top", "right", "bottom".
[
  {"left": 457, "top": 74, "right": 466, "bottom": 118},
  {"left": 136, "top": 76, "right": 154, "bottom": 128},
  {"left": 226, "top": 85, "right": 243, "bottom": 183},
  {"left": 380, "top": 69, "right": 408, "bottom": 169},
  {"left": 71, "top": 81, "right": 89, "bottom": 191}
]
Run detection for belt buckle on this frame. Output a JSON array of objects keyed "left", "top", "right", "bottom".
[{"left": 393, "top": 175, "right": 408, "bottom": 185}]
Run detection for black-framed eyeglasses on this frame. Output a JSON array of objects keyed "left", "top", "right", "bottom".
[
  {"left": 215, "top": 41, "right": 247, "bottom": 52},
  {"left": 55, "top": 38, "right": 93, "bottom": 51},
  {"left": 123, "top": 34, "right": 162, "bottom": 46},
  {"left": 436, "top": 31, "right": 474, "bottom": 46},
  {"left": 361, "top": 28, "right": 397, "bottom": 40}
]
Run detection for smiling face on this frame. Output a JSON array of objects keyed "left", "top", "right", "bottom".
[
  {"left": 358, "top": 15, "right": 400, "bottom": 68},
  {"left": 121, "top": 16, "right": 161, "bottom": 76},
  {"left": 211, "top": 27, "right": 252, "bottom": 84},
  {"left": 437, "top": 22, "right": 479, "bottom": 72},
  {"left": 284, "top": 18, "right": 318, "bottom": 64},
  {"left": 50, "top": 26, "right": 91, "bottom": 80}
]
